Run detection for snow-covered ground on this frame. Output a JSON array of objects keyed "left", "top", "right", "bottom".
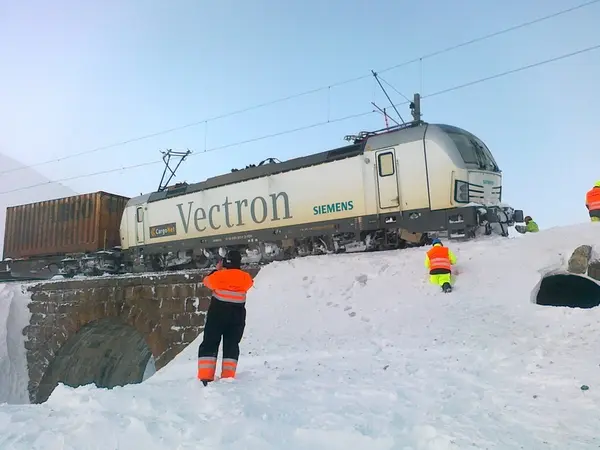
[
  {"left": 0, "top": 284, "right": 31, "bottom": 405},
  {"left": 0, "top": 222, "right": 600, "bottom": 449}
]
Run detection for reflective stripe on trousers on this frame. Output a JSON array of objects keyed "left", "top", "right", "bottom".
[
  {"left": 221, "top": 358, "right": 238, "bottom": 378},
  {"left": 430, "top": 257, "right": 451, "bottom": 271},
  {"left": 197, "top": 357, "right": 238, "bottom": 380},
  {"left": 213, "top": 289, "right": 247, "bottom": 303},
  {"left": 197, "top": 356, "right": 217, "bottom": 380}
]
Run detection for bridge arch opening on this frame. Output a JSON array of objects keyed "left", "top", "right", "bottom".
[
  {"left": 35, "top": 318, "right": 154, "bottom": 403},
  {"left": 535, "top": 273, "right": 600, "bottom": 309}
]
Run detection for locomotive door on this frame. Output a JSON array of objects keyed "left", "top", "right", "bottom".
[
  {"left": 375, "top": 148, "right": 400, "bottom": 209},
  {"left": 135, "top": 206, "right": 146, "bottom": 244}
]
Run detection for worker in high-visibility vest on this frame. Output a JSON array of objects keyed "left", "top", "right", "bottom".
[
  {"left": 197, "top": 250, "right": 254, "bottom": 385},
  {"left": 424, "top": 238, "right": 457, "bottom": 293},
  {"left": 515, "top": 215, "right": 539, "bottom": 234},
  {"left": 586, "top": 181, "right": 600, "bottom": 222}
]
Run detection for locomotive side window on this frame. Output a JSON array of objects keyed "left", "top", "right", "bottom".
[
  {"left": 136, "top": 207, "right": 144, "bottom": 223},
  {"left": 378, "top": 152, "right": 395, "bottom": 177}
]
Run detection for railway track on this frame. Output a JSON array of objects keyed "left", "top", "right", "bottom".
[{"left": 0, "top": 273, "right": 50, "bottom": 283}]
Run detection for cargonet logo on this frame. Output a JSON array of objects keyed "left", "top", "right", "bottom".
[{"left": 150, "top": 223, "right": 177, "bottom": 238}]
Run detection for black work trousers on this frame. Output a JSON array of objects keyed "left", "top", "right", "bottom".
[{"left": 197, "top": 297, "right": 246, "bottom": 362}]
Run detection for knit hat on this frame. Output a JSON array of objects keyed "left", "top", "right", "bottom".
[{"left": 223, "top": 250, "right": 242, "bottom": 269}]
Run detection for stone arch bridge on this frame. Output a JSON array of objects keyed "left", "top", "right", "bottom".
[{"left": 23, "top": 268, "right": 260, "bottom": 403}]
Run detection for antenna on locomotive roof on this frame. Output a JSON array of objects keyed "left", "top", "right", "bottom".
[
  {"left": 410, "top": 93, "right": 422, "bottom": 122},
  {"left": 157, "top": 148, "right": 192, "bottom": 192}
]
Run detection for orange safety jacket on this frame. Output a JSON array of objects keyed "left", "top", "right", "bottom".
[
  {"left": 426, "top": 246, "right": 453, "bottom": 273},
  {"left": 586, "top": 187, "right": 600, "bottom": 216},
  {"left": 202, "top": 268, "right": 254, "bottom": 304}
]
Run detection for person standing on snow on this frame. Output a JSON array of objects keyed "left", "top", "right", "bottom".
[
  {"left": 586, "top": 181, "right": 600, "bottom": 222},
  {"left": 197, "top": 250, "right": 254, "bottom": 386},
  {"left": 424, "top": 238, "right": 457, "bottom": 293}
]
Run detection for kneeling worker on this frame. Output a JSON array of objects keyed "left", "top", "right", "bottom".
[
  {"left": 515, "top": 215, "right": 539, "bottom": 234},
  {"left": 197, "top": 250, "right": 254, "bottom": 385},
  {"left": 425, "top": 238, "right": 457, "bottom": 293}
]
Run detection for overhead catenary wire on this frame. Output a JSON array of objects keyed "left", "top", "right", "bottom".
[
  {"left": 1, "top": 42, "right": 598, "bottom": 197},
  {"left": 0, "top": 0, "right": 597, "bottom": 178}
]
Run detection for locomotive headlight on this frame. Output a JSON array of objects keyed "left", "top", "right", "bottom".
[{"left": 455, "top": 180, "right": 469, "bottom": 203}]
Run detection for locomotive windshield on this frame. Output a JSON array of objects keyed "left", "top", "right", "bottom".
[{"left": 438, "top": 124, "right": 499, "bottom": 172}]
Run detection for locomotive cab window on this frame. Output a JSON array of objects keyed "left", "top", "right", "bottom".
[
  {"left": 136, "top": 207, "right": 144, "bottom": 223},
  {"left": 378, "top": 152, "right": 395, "bottom": 177},
  {"left": 438, "top": 124, "right": 500, "bottom": 172}
]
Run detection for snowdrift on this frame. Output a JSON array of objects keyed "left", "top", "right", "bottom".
[
  {"left": 0, "top": 283, "right": 31, "bottom": 404},
  {"left": 0, "top": 222, "right": 599, "bottom": 449}
]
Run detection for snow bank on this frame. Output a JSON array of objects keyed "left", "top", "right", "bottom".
[
  {"left": 0, "top": 223, "right": 599, "bottom": 449},
  {"left": 0, "top": 283, "right": 32, "bottom": 404}
]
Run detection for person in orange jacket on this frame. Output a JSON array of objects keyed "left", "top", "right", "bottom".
[
  {"left": 424, "top": 238, "right": 457, "bottom": 293},
  {"left": 586, "top": 181, "right": 600, "bottom": 222},
  {"left": 197, "top": 250, "right": 254, "bottom": 385}
]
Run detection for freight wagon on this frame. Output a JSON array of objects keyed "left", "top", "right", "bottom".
[{"left": 2, "top": 191, "right": 129, "bottom": 278}]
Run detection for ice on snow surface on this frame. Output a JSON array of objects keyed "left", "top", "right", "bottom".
[{"left": 0, "top": 223, "right": 600, "bottom": 449}]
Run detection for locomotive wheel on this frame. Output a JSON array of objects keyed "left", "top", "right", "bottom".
[
  {"left": 151, "top": 255, "right": 167, "bottom": 272},
  {"left": 194, "top": 254, "right": 212, "bottom": 269}
]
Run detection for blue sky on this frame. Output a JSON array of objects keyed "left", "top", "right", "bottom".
[{"left": 0, "top": 0, "right": 599, "bottom": 229}]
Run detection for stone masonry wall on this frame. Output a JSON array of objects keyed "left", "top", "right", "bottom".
[{"left": 23, "top": 268, "right": 260, "bottom": 403}]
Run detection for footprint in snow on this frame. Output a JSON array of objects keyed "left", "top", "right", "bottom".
[
  {"left": 377, "top": 263, "right": 390, "bottom": 274},
  {"left": 355, "top": 274, "right": 368, "bottom": 286}
]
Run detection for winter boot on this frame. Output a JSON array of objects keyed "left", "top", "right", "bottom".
[{"left": 442, "top": 282, "right": 452, "bottom": 293}]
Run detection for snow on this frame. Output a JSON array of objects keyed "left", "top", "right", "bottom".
[
  {"left": 0, "top": 222, "right": 600, "bottom": 448},
  {"left": 0, "top": 152, "right": 76, "bottom": 258},
  {"left": 0, "top": 283, "right": 32, "bottom": 404}
]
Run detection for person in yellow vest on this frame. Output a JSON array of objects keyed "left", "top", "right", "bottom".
[
  {"left": 586, "top": 181, "right": 600, "bottom": 222},
  {"left": 515, "top": 215, "right": 539, "bottom": 234},
  {"left": 424, "top": 238, "right": 457, "bottom": 293}
]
